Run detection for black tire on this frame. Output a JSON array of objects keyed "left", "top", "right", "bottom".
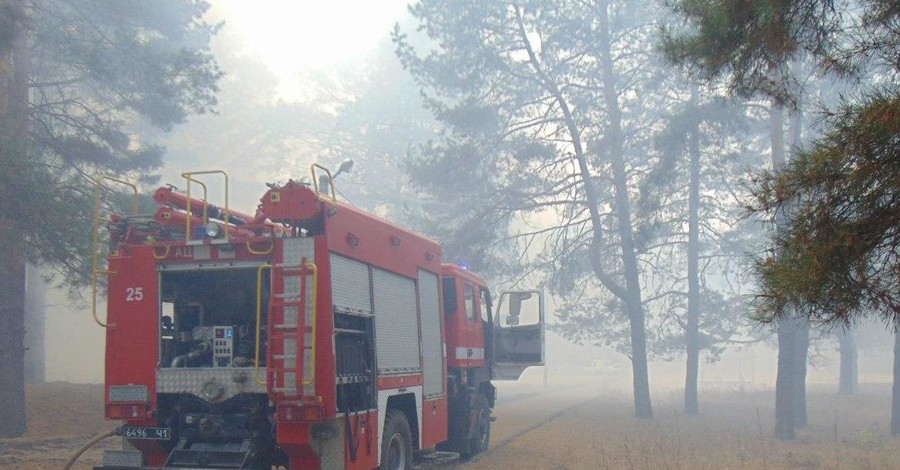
[
  {"left": 380, "top": 409, "right": 413, "bottom": 470},
  {"left": 462, "top": 393, "right": 491, "bottom": 459}
]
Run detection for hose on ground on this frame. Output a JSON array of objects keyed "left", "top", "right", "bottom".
[{"left": 63, "top": 427, "right": 120, "bottom": 470}]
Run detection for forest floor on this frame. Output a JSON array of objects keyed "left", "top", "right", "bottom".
[
  {"left": 457, "top": 378, "right": 900, "bottom": 470},
  {"left": 0, "top": 383, "right": 119, "bottom": 470},
  {"left": 1, "top": 378, "right": 898, "bottom": 469}
]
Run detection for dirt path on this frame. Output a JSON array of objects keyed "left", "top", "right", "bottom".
[{"left": 415, "top": 380, "right": 606, "bottom": 469}]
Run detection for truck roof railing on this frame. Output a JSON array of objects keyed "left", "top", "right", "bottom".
[
  {"left": 181, "top": 170, "right": 229, "bottom": 241},
  {"left": 91, "top": 174, "right": 139, "bottom": 328}
]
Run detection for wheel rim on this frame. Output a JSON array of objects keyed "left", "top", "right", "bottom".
[
  {"left": 476, "top": 409, "right": 489, "bottom": 448},
  {"left": 387, "top": 431, "right": 406, "bottom": 470}
]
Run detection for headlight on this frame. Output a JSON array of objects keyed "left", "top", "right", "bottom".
[{"left": 205, "top": 221, "right": 221, "bottom": 238}]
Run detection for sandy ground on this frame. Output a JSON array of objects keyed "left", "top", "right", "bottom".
[
  {"left": 3, "top": 378, "right": 899, "bottom": 469},
  {"left": 456, "top": 378, "right": 900, "bottom": 470},
  {"left": 0, "top": 383, "right": 120, "bottom": 470}
]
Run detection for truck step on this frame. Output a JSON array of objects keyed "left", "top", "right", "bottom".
[{"left": 163, "top": 438, "right": 252, "bottom": 468}]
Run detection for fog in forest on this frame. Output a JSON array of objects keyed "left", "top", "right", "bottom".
[
  {"left": 28, "top": 0, "right": 895, "bottom": 391},
  {"left": 7, "top": 0, "right": 900, "bottom": 464}
]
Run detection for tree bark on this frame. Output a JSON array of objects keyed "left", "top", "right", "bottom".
[
  {"left": 24, "top": 264, "right": 46, "bottom": 383},
  {"left": 0, "top": 0, "right": 29, "bottom": 438},
  {"left": 838, "top": 326, "right": 858, "bottom": 395},
  {"left": 684, "top": 85, "right": 701, "bottom": 415},
  {"left": 787, "top": 103, "right": 809, "bottom": 428},
  {"left": 771, "top": 103, "right": 796, "bottom": 440},
  {"left": 892, "top": 320, "right": 900, "bottom": 435},
  {"left": 0, "top": 220, "right": 27, "bottom": 437},
  {"left": 793, "top": 318, "right": 809, "bottom": 427},
  {"left": 775, "top": 318, "right": 796, "bottom": 440}
]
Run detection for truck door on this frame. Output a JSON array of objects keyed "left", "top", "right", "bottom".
[
  {"left": 491, "top": 290, "right": 544, "bottom": 380},
  {"left": 461, "top": 282, "right": 486, "bottom": 365}
]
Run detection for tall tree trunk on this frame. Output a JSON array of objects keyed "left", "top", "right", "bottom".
[
  {"left": 787, "top": 105, "right": 809, "bottom": 428},
  {"left": 838, "top": 326, "right": 858, "bottom": 395},
  {"left": 0, "top": 0, "right": 29, "bottom": 438},
  {"left": 793, "top": 319, "right": 809, "bottom": 427},
  {"left": 626, "top": 294, "right": 652, "bottom": 418},
  {"left": 0, "top": 221, "right": 26, "bottom": 438},
  {"left": 771, "top": 103, "right": 796, "bottom": 440},
  {"left": 512, "top": 1, "right": 651, "bottom": 417},
  {"left": 513, "top": 0, "right": 650, "bottom": 417},
  {"left": 598, "top": 0, "right": 652, "bottom": 419},
  {"left": 892, "top": 320, "right": 900, "bottom": 435},
  {"left": 775, "top": 318, "right": 796, "bottom": 440},
  {"left": 684, "top": 85, "right": 701, "bottom": 415},
  {"left": 24, "top": 264, "right": 46, "bottom": 383}
]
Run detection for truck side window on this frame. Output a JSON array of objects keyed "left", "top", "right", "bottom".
[
  {"left": 479, "top": 288, "right": 491, "bottom": 323},
  {"left": 442, "top": 277, "right": 457, "bottom": 314},
  {"left": 464, "top": 284, "right": 476, "bottom": 323}
]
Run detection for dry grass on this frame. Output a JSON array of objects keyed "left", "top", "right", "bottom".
[
  {"left": 471, "top": 381, "right": 900, "bottom": 470},
  {"left": 2, "top": 381, "right": 900, "bottom": 469},
  {"left": 22, "top": 382, "right": 113, "bottom": 438},
  {"left": 0, "top": 382, "right": 117, "bottom": 470}
]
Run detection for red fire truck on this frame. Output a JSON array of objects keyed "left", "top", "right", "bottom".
[{"left": 92, "top": 167, "right": 544, "bottom": 470}]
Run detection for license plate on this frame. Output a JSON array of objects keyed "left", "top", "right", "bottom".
[{"left": 122, "top": 425, "right": 172, "bottom": 440}]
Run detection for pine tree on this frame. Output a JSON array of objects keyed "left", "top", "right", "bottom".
[
  {"left": 663, "top": 0, "right": 900, "bottom": 435},
  {"left": 0, "top": 0, "right": 221, "bottom": 437}
]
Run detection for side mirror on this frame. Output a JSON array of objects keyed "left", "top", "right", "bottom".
[
  {"left": 496, "top": 290, "right": 542, "bottom": 328},
  {"left": 509, "top": 292, "right": 532, "bottom": 317}
]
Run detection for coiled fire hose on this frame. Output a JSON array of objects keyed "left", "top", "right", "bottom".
[{"left": 63, "top": 427, "right": 121, "bottom": 470}]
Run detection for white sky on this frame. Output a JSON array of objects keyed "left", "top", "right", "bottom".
[{"left": 212, "top": 1, "right": 412, "bottom": 96}]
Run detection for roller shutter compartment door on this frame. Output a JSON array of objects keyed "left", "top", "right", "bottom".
[
  {"left": 418, "top": 270, "right": 443, "bottom": 397},
  {"left": 330, "top": 254, "right": 373, "bottom": 315},
  {"left": 373, "top": 268, "right": 421, "bottom": 375}
]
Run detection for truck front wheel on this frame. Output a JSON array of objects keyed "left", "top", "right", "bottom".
[
  {"left": 380, "top": 409, "right": 413, "bottom": 470},
  {"left": 462, "top": 394, "right": 491, "bottom": 459}
]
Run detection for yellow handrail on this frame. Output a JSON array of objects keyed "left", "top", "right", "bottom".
[
  {"left": 91, "top": 175, "right": 139, "bottom": 328},
  {"left": 182, "top": 176, "right": 208, "bottom": 235},
  {"left": 180, "top": 170, "right": 228, "bottom": 240},
  {"left": 310, "top": 163, "right": 337, "bottom": 204},
  {"left": 255, "top": 264, "right": 272, "bottom": 386},
  {"left": 302, "top": 261, "right": 318, "bottom": 386},
  {"left": 246, "top": 240, "right": 274, "bottom": 256},
  {"left": 152, "top": 245, "right": 171, "bottom": 260}
]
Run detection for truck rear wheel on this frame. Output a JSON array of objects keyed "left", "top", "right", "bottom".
[
  {"left": 462, "top": 393, "right": 491, "bottom": 459},
  {"left": 380, "top": 409, "right": 413, "bottom": 470}
]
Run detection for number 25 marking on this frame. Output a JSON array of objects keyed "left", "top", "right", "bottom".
[{"left": 126, "top": 287, "right": 144, "bottom": 301}]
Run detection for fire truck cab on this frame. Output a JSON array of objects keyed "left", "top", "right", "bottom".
[{"left": 93, "top": 168, "right": 544, "bottom": 470}]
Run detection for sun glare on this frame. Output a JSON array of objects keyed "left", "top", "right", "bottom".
[{"left": 215, "top": 1, "right": 409, "bottom": 76}]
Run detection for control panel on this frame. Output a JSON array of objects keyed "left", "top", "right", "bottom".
[{"left": 212, "top": 326, "right": 233, "bottom": 367}]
